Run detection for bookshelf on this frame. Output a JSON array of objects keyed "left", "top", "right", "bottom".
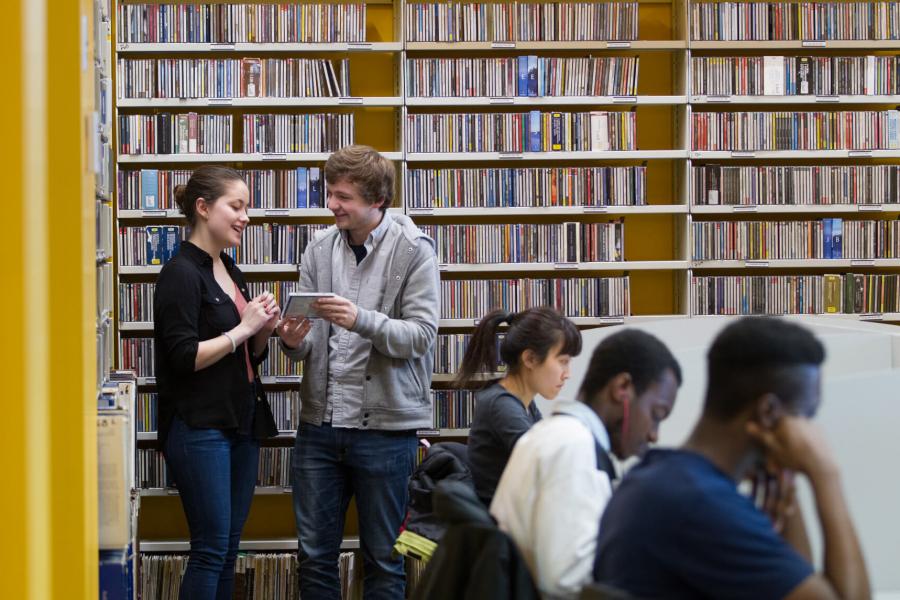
[
  {"left": 687, "top": 0, "right": 900, "bottom": 321},
  {"left": 109, "top": 0, "right": 900, "bottom": 596}
]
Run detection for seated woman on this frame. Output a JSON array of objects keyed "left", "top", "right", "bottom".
[{"left": 458, "top": 307, "right": 582, "bottom": 506}]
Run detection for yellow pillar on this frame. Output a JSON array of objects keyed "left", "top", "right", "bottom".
[{"left": 1, "top": 0, "right": 97, "bottom": 598}]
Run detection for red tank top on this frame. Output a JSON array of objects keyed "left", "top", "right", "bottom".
[{"left": 232, "top": 283, "right": 255, "bottom": 382}]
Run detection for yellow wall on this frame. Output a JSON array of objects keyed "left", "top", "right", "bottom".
[
  {"left": 0, "top": 0, "right": 30, "bottom": 595},
  {"left": 1, "top": 0, "right": 98, "bottom": 597}
]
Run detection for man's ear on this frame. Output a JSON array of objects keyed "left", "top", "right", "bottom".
[
  {"left": 610, "top": 372, "right": 634, "bottom": 406},
  {"left": 753, "top": 393, "right": 784, "bottom": 430}
]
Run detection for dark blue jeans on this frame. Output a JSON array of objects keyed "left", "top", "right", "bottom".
[
  {"left": 292, "top": 422, "right": 417, "bottom": 600},
  {"left": 163, "top": 416, "right": 260, "bottom": 600}
]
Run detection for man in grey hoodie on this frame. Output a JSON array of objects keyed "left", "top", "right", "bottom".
[{"left": 277, "top": 145, "right": 440, "bottom": 600}]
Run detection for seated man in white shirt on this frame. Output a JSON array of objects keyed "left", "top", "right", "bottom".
[{"left": 490, "top": 329, "right": 682, "bottom": 599}]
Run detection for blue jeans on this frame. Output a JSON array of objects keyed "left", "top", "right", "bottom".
[
  {"left": 163, "top": 416, "right": 260, "bottom": 600},
  {"left": 293, "top": 423, "right": 417, "bottom": 600}
]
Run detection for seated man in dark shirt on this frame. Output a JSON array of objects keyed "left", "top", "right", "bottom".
[{"left": 593, "top": 317, "right": 870, "bottom": 600}]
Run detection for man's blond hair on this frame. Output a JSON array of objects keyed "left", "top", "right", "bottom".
[{"left": 325, "top": 145, "right": 395, "bottom": 212}]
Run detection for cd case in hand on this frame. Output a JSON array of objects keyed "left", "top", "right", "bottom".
[{"left": 283, "top": 292, "right": 335, "bottom": 319}]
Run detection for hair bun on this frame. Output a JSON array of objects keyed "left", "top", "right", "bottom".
[{"left": 173, "top": 184, "right": 188, "bottom": 214}]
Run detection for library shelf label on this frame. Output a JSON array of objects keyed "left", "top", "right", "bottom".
[
  {"left": 598, "top": 316, "right": 626, "bottom": 324},
  {"left": 746, "top": 260, "right": 769, "bottom": 267},
  {"left": 860, "top": 313, "right": 884, "bottom": 321}
]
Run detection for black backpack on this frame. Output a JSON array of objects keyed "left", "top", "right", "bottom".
[{"left": 401, "top": 442, "right": 473, "bottom": 543}]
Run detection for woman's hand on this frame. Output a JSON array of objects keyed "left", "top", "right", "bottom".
[
  {"left": 256, "top": 292, "right": 280, "bottom": 335},
  {"left": 240, "top": 293, "right": 275, "bottom": 336}
]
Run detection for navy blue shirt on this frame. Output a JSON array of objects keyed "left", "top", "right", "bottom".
[{"left": 594, "top": 449, "right": 813, "bottom": 600}]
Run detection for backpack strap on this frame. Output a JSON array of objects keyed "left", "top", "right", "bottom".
[
  {"left": 592, "top": 439, "right": 618, "bottom": 482},
  {"left": 555, "top": 412, "right": 617, "bottom": 482}
]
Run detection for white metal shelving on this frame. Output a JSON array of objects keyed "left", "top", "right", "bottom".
[
  {"left": 690, "top": 150, "right": 900, "bottom": 160},
  {"left": 406, "top": 150, "right": 689, "bottom": 162},
  {"left": 405, "top": 40, "right": 686, "bottom": 51},
  {"left": 407, "top": 205, "right": 689, "bottom": 216},
  {"left": 117, "top": 264, "right": 300, "bottom": 275},
  {"left": 139, "top": 537, "right": 361, "bottom": 552},
  {"left": 134, "top": 375, "right": 300, "bottom": 386},
  {"left": 117, "top": 96, "right": 403, "bottom": 108},
  {"left": 117, "top": 152, "right": 404, "bottom": 164},
  {"left": 691, "top": 259, "right": 900, "bottom": 269},
  {"left": 436, "top": 260, "right": 689, "bottom": 273},
  {"left": 406, "top": 95, "right": 686, "bottom": 107},
  {"left": 690, "top": 95, "right": 900, "bottom": 106},
  {"left": 136, "top": 428, "right": 469, "bottom": 441},
  {"left": 689, "top": 40, "right": 900, "bottom": 50},
  {"left": 691, "top": 204, "right": 900, "bottom": 215},
  {"left": 116, "top": 42, "right": 402, "bottom": 53}
]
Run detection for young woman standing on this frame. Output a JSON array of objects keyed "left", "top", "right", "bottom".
[{"left": 153, "top": 165, "right": 280, "bottom": 600}]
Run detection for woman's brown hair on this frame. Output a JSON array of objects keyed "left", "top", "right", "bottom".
[
  {"left": 455, "top": 306, "right": 582, "bottom": 388},
  {"left": 173, "top": 165, "right": 245, "bottom": 227}
]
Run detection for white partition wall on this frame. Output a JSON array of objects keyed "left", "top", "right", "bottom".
[{"left": 550, "top": 316, "right": 900, "bottom": 595}]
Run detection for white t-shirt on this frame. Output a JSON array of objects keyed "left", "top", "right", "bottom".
[{"left": 490, "top": 401, "right": 614, "bottom": 600}]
